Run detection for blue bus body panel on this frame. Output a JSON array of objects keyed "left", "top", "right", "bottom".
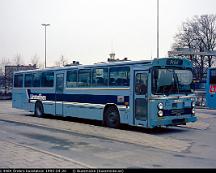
[
  {"left": 12, "top": 89, "right": 29, "bottom": 110},
  {"left": 148, "top": 95, "right": 197, "bottom": 128},
  {"left": 206, "top": 68, "right": 216, "bottom": 109}
]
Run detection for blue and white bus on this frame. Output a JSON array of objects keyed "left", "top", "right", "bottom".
[
  {"left": 12, "top": 57, "right": 197, "bottom": 129},
  {"left": 206, "top": 68, "right": 216, "bottom": 108}
]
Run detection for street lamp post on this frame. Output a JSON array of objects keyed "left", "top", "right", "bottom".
[
  {"left": 41, "top": 24, "right": 50, "bottom": 68},
  {"left": 157, "top": 0, "right": 159, "bottom": 59}
]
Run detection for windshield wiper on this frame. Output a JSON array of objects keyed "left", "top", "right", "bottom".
[
  {"left": 165, "top": 70, "right": 179, "bottom": 96},
  {"left": 173, "top": 72, "right": 180, "bottom": 95}
]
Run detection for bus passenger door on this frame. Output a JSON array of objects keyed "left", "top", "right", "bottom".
[
  {"left": 55, "top": 73, "right": 64, "bottom": 116},
  {"left": 134, "top": 71, "right": 148, "bottom": 127}
]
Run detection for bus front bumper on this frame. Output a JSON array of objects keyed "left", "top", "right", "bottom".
[{"left": 150, "top": 115, "right": 197, "bottom": 128}]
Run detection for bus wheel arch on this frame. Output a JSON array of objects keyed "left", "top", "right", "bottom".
[
  {"left": 34, "top": 101, "right": 44, "bottom": 118},
  {"left": 103, "top": 104, "right": 120, "bottom": 128}
]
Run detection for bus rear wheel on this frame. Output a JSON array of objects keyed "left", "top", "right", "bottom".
[
  {"left": 34, "top": 101, "right": 44, "bottom": 118},
  {"left": 104, "top": 106, "right": 120, "bottom": 128}
]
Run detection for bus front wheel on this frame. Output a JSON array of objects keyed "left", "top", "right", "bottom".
[
  {"left": 34, "top": 101, "right": 44, "bottom": 118},
  {"left": 104, "top": 106, "right": 120, "bottom": 128}
]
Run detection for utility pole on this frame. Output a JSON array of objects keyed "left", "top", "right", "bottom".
[
  {"left": 41, "top": 24, "right": 50, "bottom": 68},
  {"left": 157, "top": 0, "right": 160, "bottom": 58}
]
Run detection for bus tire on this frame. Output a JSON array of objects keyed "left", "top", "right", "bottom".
[
  {"left": 34, "top": 101, "right": 44, "bottom": 118},
  {"left": 104, "top": 106, "right": 120, "bottom": 128}
]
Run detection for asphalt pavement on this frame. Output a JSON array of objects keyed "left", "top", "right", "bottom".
[{"left": 0, "top": 100, "right": 216, "bottom": 168}]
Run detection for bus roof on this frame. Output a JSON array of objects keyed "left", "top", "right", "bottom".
[
  {"left": 14, "top": 57, "right": 192, "bottom": 74},
  {"left": 14, "top": 59, "right": 152, "bottom": 74}
]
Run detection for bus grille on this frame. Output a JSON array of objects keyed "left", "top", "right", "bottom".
[{"left": 163, "top": 108, "right": 192, "bottom": 116}]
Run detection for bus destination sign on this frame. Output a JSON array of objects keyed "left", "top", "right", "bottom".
[{"left": 166, "top": 59, "right": 183, "bottom": 66}]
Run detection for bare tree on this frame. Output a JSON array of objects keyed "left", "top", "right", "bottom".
[
  {"left": 0, "top": 58, "right": 11, "bottom": 94},
  {"left": 172, "top": 14, "right": 216, "bottom": 81},
  {"left": 31, "top": 54, "right": 40, "bottom": 68},
  {"left": 13, "top": 53, "right": 23, "bottom": 65},
  {"left": 172, "top": 20, "right": 197, "bottom": 50},
  {"left": 55, "top": 55, "right": 68, "bottom": 67},
  {"left": 195, "top": 15, "right": 216, "bottom": 66},
  {"left": 0, "top": 58, "right": 11, "bottom": 74}
]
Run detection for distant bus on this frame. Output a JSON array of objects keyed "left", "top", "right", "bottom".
[
  {"left": 206, "top": 68, "right": 216, "bottom": 108},
  {"left": 12, "top": 57, "right": 197, "bottom": 129}
]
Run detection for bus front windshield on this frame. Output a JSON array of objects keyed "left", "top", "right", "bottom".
[{"left": 152, "top": 68, "right": 193, "bottom": 95}]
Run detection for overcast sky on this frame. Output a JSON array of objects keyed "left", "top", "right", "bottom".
[{"left": 0, "top": 0, "right": 216, "bottom": 67}]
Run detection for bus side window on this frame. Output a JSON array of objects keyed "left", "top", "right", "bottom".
[
  {"left": 33, "top": 73, "right": 41, "bottom": 87},
  {"left": 14, "top": 74, "right": 23, "bottom": 88},
  {"left": 25, "top": 74, "right": 33, "bottom": 87},
  {"left": 66, "top": 70, "right": 77, "bottom": 88},
  {"left": 109, "top": 78, "right": 115, "bottom": 86},
  {"left": 210, "top": 69, "right": 216, "bottom": 84},
  {"left": 41, "top": 72, "right": 54, "bottom": 87},
  {"left": 109, "top": 67, "right": 130, "bottom": 87},
  {"left": 78, "top": 69, "right": 91, "bottom": 87},
  {"left": 92, "top": 68, "right": 108, "bottom": 87}
]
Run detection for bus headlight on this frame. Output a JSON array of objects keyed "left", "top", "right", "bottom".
[
  {"left": 192, "top": 102, "right": 195, "bottom": 108},
  {"left": 192, "top": 108, "right": 195, "bottom": 115},
  {"left": 158, "top": 103, "right": 164, "bottom": 110},
  {"left": 158, "top": 110, "right": 164, "bottom": 117}
]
